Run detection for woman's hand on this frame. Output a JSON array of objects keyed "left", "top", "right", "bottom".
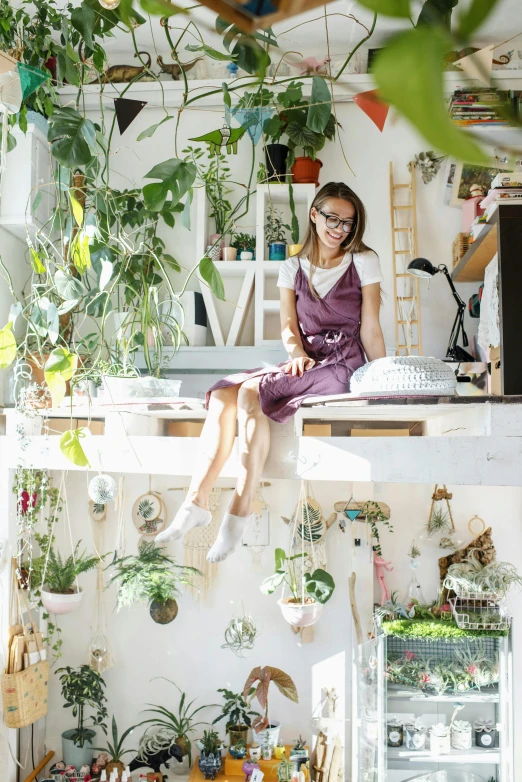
[{"left": 282, "top": 356, "right": 316, "bottom": 377}]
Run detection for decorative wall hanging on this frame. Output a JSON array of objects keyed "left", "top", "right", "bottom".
[
  {"left": 87, "top": 478, "right": 114, "bottom": 673},
  {"left": 352, "top": 90, "right": 390, "bottom": 132},
  {"left": 222, "top": 603, "right": 258, "bottom": 657},
  {"left": 190, "top": 122, "right": 246, "bottom": 155},
  {"left": 89, "top": 474, "right": 118, "bottom": 505},
  {"left": 425, "top": 484, "right": 455, "bottom": 541},
  {"left": 334, "top": 500, "right": 392, "bottom": 556},
  {"left": 17, "top": 63, "right": 50, "bottom": 101},
  {"left": 439, "top": 526, "right": 496, "bottom": 601},
  {"left": 132, "top": 491, "right": 166, "bottom": 536},
  {"left": 183, "top": 487, "right": 222, "bottom": 600},
  {"left": 89, "top": 500, "right": 107, "bottom": 523},
  {"left": 242, "top": 483, "right": 271, "bottom": 565},
  {"left": 114, "top": 97, "right": 147, "bottom": 135},
  {"left": 468, "top": 515, "right": 486, "bottom": 537}
]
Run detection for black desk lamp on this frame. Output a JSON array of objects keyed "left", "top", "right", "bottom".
[{"left": 407, "top": 258, "right": 476, "bottom": 362}]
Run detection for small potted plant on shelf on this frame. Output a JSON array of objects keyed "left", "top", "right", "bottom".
[
  {"left": 429, "top": 723, "right": 450, "bottom": 755},
  {"left": 56, "top": 665, "right": 108, "bottom": 769},
  {"left": 31, "top": 537, "right": 102, "bottom": 615},
  {"left": 93, "top": 716, "right": 136, "bottom": 778},
  {"left": 450, "top": 719, "right": 472, "bottom": 750},
  {"left": 290, "top": 736, "right": 308, "bottom": 759},
  {"left": 109, "top": 541, "right": 200, "bottom": 624},
  {"left": 274, "top": 750, "right": 293, "bottom": 782},
  {"left": 212, "top": 688, "right": 259, "bottom": 746},
  {"left": 198, "top": 730, "right": 222, "bottom": 780},
  {"left": 229, "top": 738, "right": 247, "bottom": 759},
  {"left": 232, "top": 232, "right": 256, "bottom": 260},
  {"left": 287, "top": 182, "right": 302, "bottom": 258},
  {"left": 260, "top": 547, "right": 335, "bottom": 628},
  {"left": 138, "top": 678, "right": 216, "bottom": 774},
  {"left": 474, "top": 718, "right": 496, "bottom": 749},
  {"left": 243, "top": 665, "right": 298, "bottom": 749},
  {"left": 265, "top": 208, "right": 289, "bottom": 261}
]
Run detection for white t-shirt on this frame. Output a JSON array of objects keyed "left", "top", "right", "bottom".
[{"left": 277, "top": 250, "right": 383, "bottom": 298}]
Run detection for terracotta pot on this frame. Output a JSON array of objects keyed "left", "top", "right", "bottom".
[
  {"left": 278, "top": 597, "right": 323, "bottom": 627},
  {"left": 291, "top": 157, "right": 323, "bottom": 186}
]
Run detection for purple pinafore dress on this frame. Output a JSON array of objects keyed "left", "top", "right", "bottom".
[{"left": 206, "top": 256, "right": 366, "bottom": 423}]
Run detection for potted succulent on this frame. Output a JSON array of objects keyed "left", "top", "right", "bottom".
[
  {"left": 138, "top": 678, "right": 216, "bottom": 774},
  {"left": 290, "top": 736, "right": 307, "bottom": 759},
  {"left": 274, "top": 750, "right": 293, "bottom": 782},
  {"left": 108, "top": 541, "right": 200, "bottom": 624},
  {"left": 198, "top": 730, "right": 222, "bottom": 780},
  {"left": 212, "top": 688, "right": 259, "bottom": 746},
  {"left": 243, "top": 666, "right": 298, "bottom": 749},
  {"left": 232, "top": 232, "right": 256, "bottom": 261},
  {"left": 265, "top": 208, "right": 289, "bottom": 261},
  {"left": 260, "top": 548, "right": 335, "bottom": 628},
  {"left": 429, "top": 723, "right": 450, "bottom": 755},
  {"left": 451, "top": 719, "right": 472, "bottom": 750},
  {"left": 229, "top": 738, "right": 247, "bottom": 759},
  {"left": 31, "top": 538, "right": 102, "bottom": 615},
  {"left": 94, "top": 716, "right": 136, "bottom": 779},
  {"left": 56, "top": 665, "right": 108, "bottom": 769}
]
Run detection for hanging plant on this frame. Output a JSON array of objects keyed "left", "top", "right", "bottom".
[
  {"left": 222, "top": 614, "right": 258, "bottom": 657},
  {"left": 363, "top": 501, "right": 394, "bottom": 556}
]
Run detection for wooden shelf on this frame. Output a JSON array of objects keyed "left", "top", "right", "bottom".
[{"left": 452, "top": 219, "right": 498, "bottom": 283}]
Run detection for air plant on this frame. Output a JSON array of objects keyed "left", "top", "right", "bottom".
[
  {"left": 222, "top": 614, "right": 258, "bottom": 657},
  {"left": 375, "top": 591, "right": 415, "bottom": 622},
  {"left": 409, "top": 151, "right": 447, "bottom": 184},
  {"left": 444, "top": 552, "right": 522, "bottom": 597},
  {"left": 408, "top": 540, "right": 421, "bottom": 559},
  {"left": 426, "top": 505, "right": 452, "bottom": 538}
]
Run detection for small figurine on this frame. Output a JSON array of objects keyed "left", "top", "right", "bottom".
[
  {"left": 80, "top": 765, "right": 91, "bottom": 775},
  {"left": 374, "top": 552, "right": 394, "bottom": 605}
]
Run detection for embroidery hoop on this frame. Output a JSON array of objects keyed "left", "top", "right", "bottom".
[
  {"left": 468, "top": 515, "right": 486, "bottom": 537},
  {"left": 132, "top": 492, "right": 166, "bottom": 536}
]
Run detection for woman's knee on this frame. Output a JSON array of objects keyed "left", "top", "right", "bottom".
[
  {"left": 237, "top": 379, "right": 262, "bottom": 414},
  {"left": 209, "top": 385, "right": 239, "bottom": 410}
]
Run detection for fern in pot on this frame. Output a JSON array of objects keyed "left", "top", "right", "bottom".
[
  {"left": 260, "top": 547, "right": 335, "bottom": 627},
  {"left": 32, "top": 537, "right": 102, "bottom": 615}
]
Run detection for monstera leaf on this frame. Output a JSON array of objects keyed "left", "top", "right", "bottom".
[
  {"left": 304, "top": 569, "right": 335, "bottom": 605},
  {"left": 142, "top": 159, "right": 197, "bottom": 211},
  {"left": 48, "top": 107, "right": 97, "bottom": 168}
]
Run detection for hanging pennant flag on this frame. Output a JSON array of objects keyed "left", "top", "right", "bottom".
[
  {"left": 453, "top": 45, "right": 493, "bottom": 86},
  {"left": 0, "top": 69, "right": 22, "bottom": 114},
  {"left": 226, "top": 105, "right": 274, "bottom": 145},
  {"left": 352, "top": 89, "right": 389, "bottom": 132},
  {"left": 114, "top": 97, "right": 147, "bottom": 135},
  {"left": 344, "top": 508, "right": 362, "bottom": 521},
  {"left": 0, "top": 51, "right": 18, "bottom": 76},
  {"left": 17, "top": 63, "right": 50, "bottom": 100}
]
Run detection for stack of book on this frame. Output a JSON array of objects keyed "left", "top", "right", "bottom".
[
  {"left": 480, "top": 173, "right": 522, "bottom": 218},
  {"left": 449, "top": 88, "right": 509, "bottom": 127}
]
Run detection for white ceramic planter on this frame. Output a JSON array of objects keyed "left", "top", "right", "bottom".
[
  {"left": 252, "top": 722, "right": 281, "bottom": 749},
  {"left": 451, "top": 727, "right": 472, "bottom": 750},
  {"left": 41, "top": 587, "right": 83, "bottom": 615},
  {"left": 278, "top": 597, "right": 323, "bottom": 627},
  {"left": 430, "top": 732, "right": 450, "bottom": 755},
  {"left": 240, "top": 251, "right": 253, "bottom": 260}
]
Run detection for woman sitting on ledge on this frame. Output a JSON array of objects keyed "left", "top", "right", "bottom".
[{"left": 156, "top": 181, "right": 386, "bottom": 561}]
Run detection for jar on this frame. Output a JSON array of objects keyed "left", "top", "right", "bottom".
[
  {"left": 475, "top": 728, "right": 496, "bottom": 748},
  {"left": 386, "top": 717, "right": 403, "bottom": 747},
  {"left": 404, "top": 723, "right": 427, "bottom": 751},
  {"left": 451, "top": 722, "right": 472, "bottom": 750},
  {"left": 430, "top": 730, "right": 450, "bottom": 755}
]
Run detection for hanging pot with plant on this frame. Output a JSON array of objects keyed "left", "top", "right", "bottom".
[
  {"left": 260, "top": 547, "right": 335, "bottom": 628},
  {"left": 31, "top": 539, "right": 102, "bottom": 616}
]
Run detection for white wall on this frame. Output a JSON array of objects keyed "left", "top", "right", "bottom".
[{"left": 43, "top": 473, "right": 358, "bottom": 776}]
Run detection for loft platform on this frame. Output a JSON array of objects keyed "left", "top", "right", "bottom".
[{"left": 4, "top": 397, "right": 522, "bottom": 486}]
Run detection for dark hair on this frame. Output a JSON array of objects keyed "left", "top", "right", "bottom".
[{"left": 297, "top": 181, "right": 374, "bottom": 298}]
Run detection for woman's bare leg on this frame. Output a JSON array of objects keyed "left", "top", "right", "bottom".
[
  {"left": 156, "top": 386, "right": 239, "bottom": 543},
  {"left": 207, "top": 378, "right": 270, "bottom": 562}
]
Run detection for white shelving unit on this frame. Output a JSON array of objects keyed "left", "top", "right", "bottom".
[
  {"left": 255, "top": 183, "right": 315, "bottom": 345},
  {"left": 195, "top": 182, "right": 315, "bottom": 348}
]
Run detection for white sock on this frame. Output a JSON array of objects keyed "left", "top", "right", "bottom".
[
  {"left": 206, "top": 512, "right": 252, "bottom": 563},
  {"left": 155, "top": 501, "right": 212, "bottom": 544}
]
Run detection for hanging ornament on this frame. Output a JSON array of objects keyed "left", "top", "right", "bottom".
[
  {"left": 190, "top": 119, "right": 246, "bottom": 155},
  {"left": 222, "top": 606, "right": 258, "bottom": 657},
  {"left": 150, "top": 598, "right": 178, "bottom": 624},
  {"left": 131, "top": 491, "right": 166, "bottom": 536},
  {"left": 225, "top": 104, "right": 274, "bottom": 145},
  {"left": 17, "top": 62, "right": 50, "bottom": 100},
  {"left": 88, "top": 499, "right": 114, "bottom": 672},
  {"left": 426, "top": 484, "right": 455, "bottom": 540},
  {"left": 114, "top": 97, "right": 147, "bottom": 135},
  {"left": 343, "top": 497, "right": 362, "bottom": 522},
  {"left": 468, "top": 515, "right": 486, "bottom": 537},
  {"left": 99, "top": 0, "right": 121, "bottom": 7},
  {"left": 89, "top": 474, "right": 118, "bottom": 504},
  {"left": 89, "top": 631, "right": 109, "bottom": 662}
]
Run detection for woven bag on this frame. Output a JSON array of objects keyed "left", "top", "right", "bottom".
[{"left": 1, "top": 564, "right": 48, "bottom": 729}]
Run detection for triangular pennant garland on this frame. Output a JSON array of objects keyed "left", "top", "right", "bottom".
[
  {"left": 0, "top": 69, "right": 22, "bottom": 114},
  {"left": 352, "top": 89, "right": 390, "bottom": 132},
  {"left": 114, "top": 97, "right": 147, "bottom": 135},
  {"left": 17, "top": 62, "right": 50, "bottom": 100},
  {"left": 0, "top": 51, "right": 18, "bottom": 76},
  {"left": 453, "top": 45, "right": 493, "bottom": 87}
]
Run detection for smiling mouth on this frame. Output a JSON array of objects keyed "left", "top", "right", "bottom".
[{"left": 327, "top": 231, "right": 343, "bottom": 241}]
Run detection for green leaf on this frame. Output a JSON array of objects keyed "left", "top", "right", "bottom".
[
  {"left": 307, "top": 77, "right": 331, "bottom": 134},
  {"left": 54, "top": 269, "right": 88, "bottom": 300},
  {"left": 143, "top": 159, "right": 197, "bottom": 211},
  {"left": 275, "top": 547, "right": 287, "bottom": 570},
  {"left": 260, "top": 570, "right": 286, "bottom": 595},
  {"left": 185, "top": 43, "right": 233, "bottom": 62},
  {"left": 48, "top": 107, "right": 97, "bottom": 168},
  {"left": 0, "top": 322, "right": 16, "bottom": 369},
  {"left": 222, "top": 81, "right": 231, "bottom": 109},
  {"left": 372, "top": 28, "right": 489, "bottom": 164},
  {"left": 60, "top": 428, "right": 90, "bottom": 468},
  {"left": 355, "top": 0, "right": 410, "bottom": 15},
  {"left": 232, "top": 36, "right": 269, "bottom": 77},
  {"left": 70, "top": 194, "right": 84, "bottom": 226},
  {"left": 181, "top": 191, "right": 192, "bottom": 230},
  {"left": 139, "top": 0, "right": 186, "bottom": 15},
  {"left": 30, "top": 248, "right": 46, "bottom": 274},
  {"left": 137, "top": 115, "right": 174, "bottom": 141},
  {"left": 199, "top": 257, "right": 224, "bottom": 301},
  {"left": 47, "top": 303, "right": 59, "bottom": 344},
  {"left": 286, "top": 121, "right": 321, "bottom": 151},
  {"left": 70, "top": 0, "right": 96, "bottom": 50},
  {"left": 456, "top": 0, "right": 501, "bottom": 38},
  {"left": 71, "top": 234, "right": 91, "bottom": 274},
  {"left": 45, "top": 347, "right": 78, "bottom": 407},
  {"left": 304, "top": 569, "right": 335, "bottom": 604}
]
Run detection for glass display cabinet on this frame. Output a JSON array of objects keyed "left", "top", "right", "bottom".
[{"left": 355, "top": 632, "right": 513, "bottom": 781}]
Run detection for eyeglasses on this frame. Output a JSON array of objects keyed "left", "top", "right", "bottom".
[{"left": 318, "top": 210, "right": 355, "bottom": 233}]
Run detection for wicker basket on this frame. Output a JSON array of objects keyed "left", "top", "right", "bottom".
[
  {"left": 1, "top": 660, "right": 49, "bottom": 728},
  {"left": 452, "top": 233, "right": 470, "bottom": 268}
]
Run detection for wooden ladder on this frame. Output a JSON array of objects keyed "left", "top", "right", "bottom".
[{"left": 389, "top": 161, "right": 423, "bottom": 356}]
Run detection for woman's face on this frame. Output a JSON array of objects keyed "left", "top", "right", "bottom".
[{"left": 311, "top": 197, "right": 356, "bottom": 251}]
